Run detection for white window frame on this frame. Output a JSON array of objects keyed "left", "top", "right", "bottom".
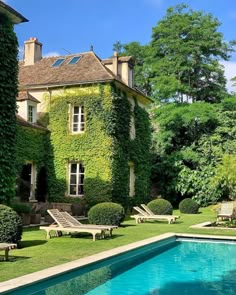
[
  {"left": 129, "top": 161, "right": 135, "bottom": 197},
  {"left": 28, "top": 105, "right": 34, "bottom": 123},
  {"left": 68, "top": 162, "right": 85, "bottom": 196},
  {"left": 71, "top": 105, "right": 85, "bottom": 133}
]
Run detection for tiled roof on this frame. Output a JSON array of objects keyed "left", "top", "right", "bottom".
[
  {"left": 17, "top": 91, "right": 40, "bottom": 103},
  {"left": 19, "top": 51, "right": 115, "bottom": 88},
  {"left": 16, "top": 114, "right": 48, "bottom": 131}
]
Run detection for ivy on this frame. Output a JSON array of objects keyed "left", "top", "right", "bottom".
[
  {"left": 0, "top": 14, "right": 18, "bottom": 204},
  {"left": 45, "top": 83, "right": 151, "bottom": 209}
]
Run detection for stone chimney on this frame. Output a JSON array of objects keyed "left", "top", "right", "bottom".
[
  {"left": 24, "top": 37, "right": 42, "bottom": 66},
  {"left": 112, "top": 51, "right": 118, "bottom": 76}
]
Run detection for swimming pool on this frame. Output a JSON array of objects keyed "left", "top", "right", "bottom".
[{"left": 1, "top": 233, "right": 236, "bottom": 294}]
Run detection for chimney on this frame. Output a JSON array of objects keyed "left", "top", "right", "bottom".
[
  {"left": 112, "top": 51, "right": 118, "bottom": 76},
  {"left": 24, "top": 38, "right": 42, "bottom": 66}
]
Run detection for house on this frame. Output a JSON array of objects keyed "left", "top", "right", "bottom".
[{"left": 17, "top": 38, "right": 152, "bottom": 208}]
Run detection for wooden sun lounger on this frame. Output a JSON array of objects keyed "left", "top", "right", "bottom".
[
  {"left": 217, "top": 203, "right": 235, "bottom": 222},
  {"left": 0, "top": 243, "right": 17, "bottom": 261},
  {"left": 40, "top": 209, "right": 117, "bottom": 241},
  {"left": 131, "top": 205, "right": 179, "bottom": 224}
]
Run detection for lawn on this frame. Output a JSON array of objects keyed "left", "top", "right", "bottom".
[{"left": 1, "top": 206, "right": 236, "bottom": 282}]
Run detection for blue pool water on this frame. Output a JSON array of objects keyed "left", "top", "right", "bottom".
[{"left": 5, "top": 237, "right": 236, "bottom": 295}]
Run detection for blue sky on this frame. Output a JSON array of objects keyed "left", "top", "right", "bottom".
[{"left": 5, "top": 0, "right": 236, "bottom": 90}]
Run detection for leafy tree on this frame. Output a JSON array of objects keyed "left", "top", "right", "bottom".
[
  {"left": 151, "top": 98, "right": 236, "bottom": 205},
  {"left": 148, "top": 4, "right": 235, "bottom": 103},
  {"left": 213, "top": 155, "right": 236, "bottom": 200}
]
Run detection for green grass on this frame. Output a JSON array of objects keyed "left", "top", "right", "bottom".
[{"left": 1, "top": 206, "right": 236, "bottom": 282}]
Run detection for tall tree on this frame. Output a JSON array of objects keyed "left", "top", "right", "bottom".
[{"left": 149, "top": 4, "right": 235, "bottom": 103}]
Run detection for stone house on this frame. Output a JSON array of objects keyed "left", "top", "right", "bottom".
[{"left": 17, "top": 38, "right": 152, "bottom": 208}]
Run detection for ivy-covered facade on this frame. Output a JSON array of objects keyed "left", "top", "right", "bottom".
[
  {"left": 17, "top": 39, "right": 152, "bottom": 208},
  {"left": 0, "top": 2, "right": 27, "bottom": 204}
]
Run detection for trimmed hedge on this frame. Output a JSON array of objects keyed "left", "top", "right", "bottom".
[
  {"left": 179, "top": 198, "right": 199, "bottom": 214},
  {"left": 147, "top": 199, "right": 173, "bottom": 215},
  {"left": 88, "top": 202, "right": 125, "bottom": 226},
  {"left": 0, "top": 205, "right": 22, "bottom": 245}
]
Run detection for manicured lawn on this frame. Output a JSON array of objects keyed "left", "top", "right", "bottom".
[{"left": 1, "top": 206, "right": 236, "bottom": 282}]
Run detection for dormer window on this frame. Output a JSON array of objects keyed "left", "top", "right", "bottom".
[{"left": 71, "top": 105, "right": 85, "bottom": 133}]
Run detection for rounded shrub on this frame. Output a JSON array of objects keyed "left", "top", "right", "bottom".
[
  {"left": 147, "top": 199, "right": 173, "bottom": 215},
  {"left": 179, "top": 198, "right": 199, "bottom": 214},
  {"left": 88, "top": 202, "right": 125, "bottom": 226},
  {"left": 0, "top": 205, "right": 23, "bottom": 245}
]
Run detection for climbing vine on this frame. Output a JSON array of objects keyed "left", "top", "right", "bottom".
[
  {"left": 43, "top": 83, "right": 151, "bottom": 209},
  {"left": 0, "top": 14, "right": 18, "bottom": 204}
]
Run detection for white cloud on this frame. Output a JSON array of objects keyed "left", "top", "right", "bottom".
[
  {"left": 43, "top": 51, "right": 60, "bottom": 57},
  {"left": 221, "top": 61, "right": 236, "bottom": 93}
]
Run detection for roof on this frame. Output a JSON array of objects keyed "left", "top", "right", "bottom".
[
  {"left": 17, "top": 91, "right": 40, "bottom": 103},
  {"left": 0, "top": 1, "right": 28, "bottom": 24},
  {"left": 19, "top": 51, "right": 115, "bottom": 88},
  {"left": 16, "top": 114, "right": 48, "bottom": 131}
]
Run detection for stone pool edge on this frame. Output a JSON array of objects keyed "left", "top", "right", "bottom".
[{"left": 1, "top": 232, "right": 236, "bottom": 293}]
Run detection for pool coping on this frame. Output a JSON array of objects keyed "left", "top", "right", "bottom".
[
  {"left": 190, "top": 221, "right": 236, "bottom": 230},
  {"left": 1, "top": 232, "right": 236, "bottom": 293}
]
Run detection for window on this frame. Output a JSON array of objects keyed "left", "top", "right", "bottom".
[
  {"left": 52, "top": 58, "right": 65, "bottom": 67},
  {"left": 68, "top": 56, "right": 81, "bottom": 65},
  {"left": 69, "top": 163, "right": 85, "bottom": 196},
  {"left": 28, "top": 105, "right": 34, "bottom": 122},
  {"left": 71, "top": 106, "right": 85, "bottom": 133},
  {"left": 129, "top": 162, "right": 135, "bottom": 197}
]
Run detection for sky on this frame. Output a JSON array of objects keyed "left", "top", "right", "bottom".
[{"left": 4, "top": 0, "right": 236, "bottom": 91}]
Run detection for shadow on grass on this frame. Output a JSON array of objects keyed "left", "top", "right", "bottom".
[
  {"left": 0, "top": 255, "right": 30, "bottom": 262},
  {"left": 19, "top": 240, "right": 47, "bottom": 248}
]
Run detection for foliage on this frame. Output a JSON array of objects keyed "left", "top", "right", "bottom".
[
  {"left": 147, "top": 199, "right": 173, "bottom": 215},
  {"left": 0, "top": 13, "right": 19, "bottom": 204},
  {"left": 179, "top": 198, "right": 199, "bottom": 214},
  {"left": 11, "top": 202, "right": 31, "bottom": 214},
  {"left": 151, "top": 98, "right": 236, "bottom": 206},
  {"left": 213, "top": 154, "right": 236, "bottom": 200},
  {"left": 88, "top": 202, "right": 125, "bottom": 225},
  {"left": 148, "top": 4, "right": 235, "bottom": 102},
  {"left": 46, "top": 84, "right": 151, "bottom": 209},
  {"left": 0, "top": 205, "right": 22, "bottom": 245}
]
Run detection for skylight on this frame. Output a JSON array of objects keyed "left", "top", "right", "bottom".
[
  {"left": 68, "top": 56, "right": 81, "bottom": 65},
  {"left": 52, "top": 58, "right": 65, "bottom": 67}
]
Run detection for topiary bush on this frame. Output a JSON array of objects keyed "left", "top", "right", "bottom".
[
  {"left": 0, "top": 205, "right": 22, "bottom": 245},
  {"left": 179, "top": 198, "right": 199, "bottom": 214},
  {"left": 88, "top": 202, "right": 125, "bottom": 226},
  {"left": 147, "top": 199, "right": 173, "bottom": 215}
]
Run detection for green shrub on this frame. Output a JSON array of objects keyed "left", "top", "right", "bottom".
[
  {"left": 0, "top": 205, "right": 22, "bottom": 245},
  {"left": 88, "top": 202, "right": 125, "bottom": 226},
  {"left": 147, "top": 199, "right": 173, "bottom": 215},
  {"left": 179, "top": 198, "right": 199, "bottom": 214},
  {"left": 11, "top": 203, "right": 31, "bottom": 214}
]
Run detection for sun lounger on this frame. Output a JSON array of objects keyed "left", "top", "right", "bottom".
[
  {"left": 217, "top": 203, "right": 235, "bottom": 222},
  {"left": 131, "top": 205, "right": 179, "bottom": 224},
  {"left": 0, "top": 243, "right": 17, "bottom": 261},
  {"left": 40, "top": 209, "right": 115, "bottom": 241}
]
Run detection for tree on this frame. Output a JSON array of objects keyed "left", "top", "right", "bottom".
[{"left": 149, "top": 4, "right": 235, "bottom": 103}]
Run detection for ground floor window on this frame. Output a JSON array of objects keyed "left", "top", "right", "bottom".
[
  {"left": 69, "top": 162, "right": 85, "bottom": 196},
  {"left": 129, "top": 161, "right": 135, "bottom": 197}
]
